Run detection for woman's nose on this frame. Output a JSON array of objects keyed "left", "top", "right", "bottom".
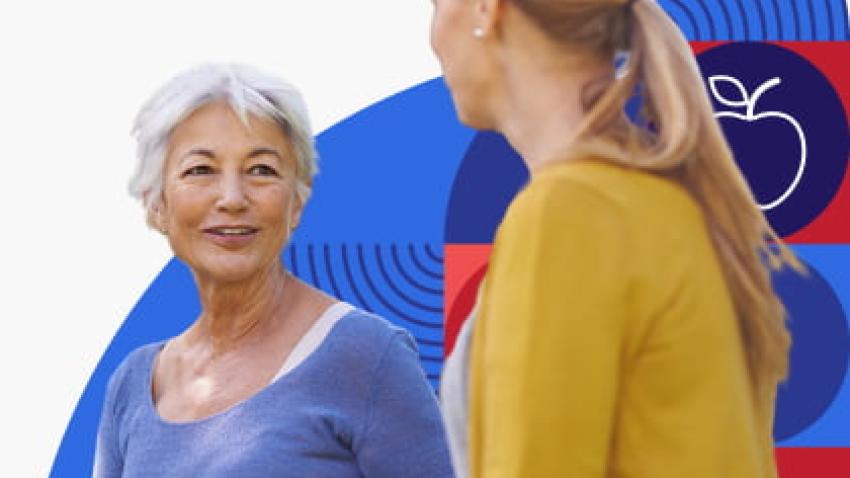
[{"left": 215, "top": 172, "right": 249, "bottom": 213}]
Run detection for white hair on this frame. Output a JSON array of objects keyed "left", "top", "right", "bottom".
[{"left": 129, "top": 63, "right": 317, "bottom": 224}]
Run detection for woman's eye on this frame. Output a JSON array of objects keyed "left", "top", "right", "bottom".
[
  {"left": 183, "top": 165, "right": 214, "bottom": 176},
  {"left": 248, "top": 164, "right": 280, "bottom": 177}
]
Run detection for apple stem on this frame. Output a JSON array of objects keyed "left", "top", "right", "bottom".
[{"left": 747, "top": 77, "right": 782, "bottom": 118}]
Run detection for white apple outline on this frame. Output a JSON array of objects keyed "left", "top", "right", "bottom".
[{"left": 709, "top": 75, "right": 807, "bottom": 211}]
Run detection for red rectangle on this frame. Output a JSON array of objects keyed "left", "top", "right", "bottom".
[{"left": 777, "top": 447, "right": 850, "bottom": 477}]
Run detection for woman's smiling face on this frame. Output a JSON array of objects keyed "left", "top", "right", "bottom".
[{"left": 155, "top": 101, "right": 302, "bottom": 284}]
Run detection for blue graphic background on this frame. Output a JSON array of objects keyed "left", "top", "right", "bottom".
[
  {"left": 773, "top": 246, "right": 850, "bottom": 444},
  {"left": 659, "top": 0, "right": 849, "bottom": 41},
  {"left": 445, "top": 133, "right": 850, "bottom": 444},
  {"left": 52, "top": 1, "right": 850, "bottom": 475}
]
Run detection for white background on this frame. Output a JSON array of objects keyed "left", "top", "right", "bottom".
[{"left": 0, "top": 1, "right": 440, "bottom": 474}]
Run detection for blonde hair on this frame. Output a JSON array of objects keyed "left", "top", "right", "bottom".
[{"left": 512, "top": 0, "right": 802, "bottom": 387}]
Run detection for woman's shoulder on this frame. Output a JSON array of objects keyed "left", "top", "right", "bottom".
[
  {"left": 532, "top": 159, "right": 692, "bottom": 207},
  {"left": 300, "top": 307, "right": 422, "bottom": 393},
  {"left": 118, "top": 341, "right": 164, "bottom": 372},
  {"left": 331, "top": 308, "right": 415, "bottom": 352},
  {"left": 500, "top": 160, "right": 632, "bottom": 239},
  {"left": 105, "top": 341, "right": 163, "bottom": 397},
  {"left": 511, "top": 159, "right": 704, "bottom": 235}
]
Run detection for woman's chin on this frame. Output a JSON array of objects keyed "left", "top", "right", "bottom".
[
  {"left": 454, "top": 103, "right": 493, "bottom": 131},
  {"left": 192, "top": 259, "right": 271, "bottom": 286}
]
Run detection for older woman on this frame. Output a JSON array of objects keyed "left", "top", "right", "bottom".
[
  {"left": 433, "top": 1, "right": 800, "bottom": 477},
  {"left": 95, "top": 64, "right": 454, "bottom": 477}
]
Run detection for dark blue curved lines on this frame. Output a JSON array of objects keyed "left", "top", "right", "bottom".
[
  {"left": 416, "top": 244, "right": 446, "bottom": 272},
  {"left": 417, "top": 337, "right": 445, "bottom": 347},
  {"left": 769, "top": 0, "right": 785, "bottom": 39},
  {"left": 408, "top": 245, "right": 444, "bottom": 280},
  {"left": 812, "top": 0, "right": 825, "bottom": 39},
  {"left": 287, "top": 243, "right": 448, "bottom": 385},
  {"left": 821, "top": 0, "right": 836, "bottom": 40},
  {"left": 770, "top": 0, "right": 787, "bottom": 40},
  {"left": 824, "top": 0, "right": 835, "bottom": 39},
  {"left": 691, "top": 0, "right": 718, "bottom": 39},
  {"left": 749, "top": 0, "right": 768, "bottom": 39},
  {"left": 728, "top": 0, "right": 750, "bottom": 40},
  {"left": 340, "top": 244, "right": 376, "bottom": 314},
  {"left": 390, "top": 246, "right": 443, "bottom": 295},
  {"left": 377, "top": 246, "right": 443, "bottom": 303},
  {"left": 374, "top": 246, "right": 442, "bottom": 313},
  {"left": 322, "top": 244, "right": 344, "bottom": 300},
  {"left": 354, "top": 245, "right": 443, "bottom": 330},
  {"left": 420, "top": 354, "right": 445, "bottom": 363},
  {"left": 711, "top": 0, "right": 734, "bottom": 39},
  {"left": 664, "top": 0, "right": 848, "bottom": 41},
  {"left": 307, "top": 244, "right": 321, "bottom": 288},
  {"left": 668, "top": 0, "right": 701, "bottom": 39},
  {"left": 804, "top": 0, "right": 817, "bottom": 39},
  {"left": 424, "top": 243, "right": 444, "bottom": 263},
  {"left": 739, "top": 0, "right": 767, "bottom": 40},
  {"left": 789, "top": 0, "right": 802, "bottom": 39}
]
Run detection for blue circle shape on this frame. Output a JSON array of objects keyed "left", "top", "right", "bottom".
[
  {"left": 696, "top": 43, "right": 849, "bottom": 238},
  {"left": 773, "top": 259, "right": 850, "bottom": 441},
  {"left": 445, "top": 132, "right": 528, "bottom": 244}
]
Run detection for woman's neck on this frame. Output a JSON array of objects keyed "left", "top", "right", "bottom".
[
  {"left": 495, "top": 37, "right": 612, "bottom": 174},
  {"left": 188, "top": 262, "right": 290, "bottom": 353}
]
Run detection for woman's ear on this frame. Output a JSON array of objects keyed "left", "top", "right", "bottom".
[
  {"left": 147, "top": 195, "right": 168, "bottom": 235},
  {"left": 289, "top": 194, "right": 305, "bottom": 233},
  {"left": 475, "top": 0, "right": 503, "bottom": 36},
  {"left": 288, "top": 181, "right": 312, "bottom": 233}
]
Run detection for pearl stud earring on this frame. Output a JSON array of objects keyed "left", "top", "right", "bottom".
[{"left": 473, "top": 27, "right": 485, "bottom": 38}]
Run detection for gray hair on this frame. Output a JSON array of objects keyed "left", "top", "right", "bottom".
[{"left": 129, "top": 63, "right": 317, "bottom": 223}]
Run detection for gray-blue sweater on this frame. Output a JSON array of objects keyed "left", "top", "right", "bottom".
[{"left": 95, "top": 310, "right": 454, "bottom": 477}]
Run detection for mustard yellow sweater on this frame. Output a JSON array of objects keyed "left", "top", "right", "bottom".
[{"left": 469, "top": 159, "right": 777, "bottom": 477}]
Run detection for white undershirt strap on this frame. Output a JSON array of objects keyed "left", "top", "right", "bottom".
[{"left": 269, "top": 302, "right": 355, "bottom": 384}]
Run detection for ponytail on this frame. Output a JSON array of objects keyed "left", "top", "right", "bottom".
[{"left": 513, "top": 0, "right": 802, "bottom": 388}]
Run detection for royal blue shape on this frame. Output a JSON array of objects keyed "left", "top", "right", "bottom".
[
  {"left": 292, "top": 78, "right": 475, "bottom": 244},
  {"left": 776, "top": 245, "right": 850, "bottom": 446},
  {"left": 444, "top": 132, "right": 528, "bottom": 244},
  {"left": 697, "top": 42, "right": 849, "bottom": 238},
  {"left": 773, "top": 248, "right": 850, "bottom": 442}
]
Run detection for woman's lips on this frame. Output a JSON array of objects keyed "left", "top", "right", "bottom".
[{"left": 202, "top": 227, "right": 259, "bottom": 248}]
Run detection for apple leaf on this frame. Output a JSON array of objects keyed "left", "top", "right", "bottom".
[{"left": 709, "top": 75, "right": 750, "bottom": 108}]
